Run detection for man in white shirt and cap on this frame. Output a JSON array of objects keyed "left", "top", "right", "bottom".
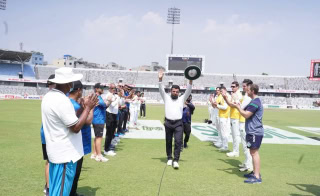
[
  {"left": 41, "top": 67, "right": 98, "bottom": 196},
  {"left": 158, "top": 71, "right": 192, "bottom": 169}
]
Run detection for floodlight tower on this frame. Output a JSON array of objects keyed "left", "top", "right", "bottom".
[
  {"left": 167, "top": 7, "right": 180, "bottom": 54},
  {"left": 0, "top": 0, "right": 6, "bottom": 10}
]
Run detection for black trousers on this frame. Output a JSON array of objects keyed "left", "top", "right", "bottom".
[
  {"left": 183, "top": 122, "right": 191, "bottom": 144},
  {"left": 105, "top": 112, "right": 117, "bottom": 152},
  {"left": 140, "top": 104, "right": 146, "bottom": 117},
  {"left": 164, "top": 119, "right": 183, "bottom": 162},
  {"left": 70, "top": 157, "right": 83, "bottom": 196},
  {"left": 122, "top": 108, "right": 129, "bottom": 131},
  {"left": 117, "top": 109, "right": 125, "bottom": 134}
]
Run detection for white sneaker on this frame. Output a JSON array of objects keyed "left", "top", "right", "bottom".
[
  {"left": 239, "top": 166, "right": 253, "bottom": 172},
  {"left": 219, "top": 147, "right": 228, "bottom": 152},
  {"left": 95, "top": 155, "right": 109, "bottom": 162},
  {"left": 173, "top": 161, "right": 179, "bottom": 169},
  {"left": 167, "top": 160, "right": 173, "bottom": 166},
  {"left": 214, "top": 142, "right": 222, "bottom": 148},
  {"left": 43, "top": 184, "right": 47, "bottom": 193},
  {"left": 104, "top": 150, "right": 116, "bottom": 156},
  {"left": 90, "top": 154, "right": 97, "bottom": 159},
  {"left": 226, "top": 152, "right": 239, "bottom": 157},
  {"left": 239, "top": 163, "right": 246, "bottom": 168}
]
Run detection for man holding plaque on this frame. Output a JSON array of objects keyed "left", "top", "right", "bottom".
[{"left": 159, "top": 66, "right": 199, "bottom": 169}]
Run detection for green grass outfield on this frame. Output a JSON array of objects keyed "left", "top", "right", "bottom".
[{"left": 0, "top": 100, "right": 320, "bottom": 196}]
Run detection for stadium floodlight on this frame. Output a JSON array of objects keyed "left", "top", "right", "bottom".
[
  {"left": 167, "top": 7, "right": 180, "bottom": 54},
  {"left": 0, "top": 0, "right": 6, "bottom": 10}
]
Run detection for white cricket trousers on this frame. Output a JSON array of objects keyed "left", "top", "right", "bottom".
[
  {"left": 240, "top": 122, "right": 252, "bottom": 168},
  {"left": 230, "top": 118, "right": 240, "bottom": 153},
  {"left": 214, "top": 116, "right": 221, "bottom": 144},
  {"left": 129, "top": 106, "right": 138, "bottom": 127},
  {"left": 219, "top": 117, "right": 230, "bottom": 149}
]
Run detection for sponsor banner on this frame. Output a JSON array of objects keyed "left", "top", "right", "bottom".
[
  {"left": 191, "top": 123, "right": 320, "bottom": 145},
  {"left": 0, "top": 94, "right": 23, "bottom": 99},
  {"left": 288, "top": 126, "right": 320, "bottom": 135},
  {"left": 0, "top": 94, "right": 42, "bottom": 100},
  {"left": 123, "top": 120, "right": 165, "bottom": 139}
]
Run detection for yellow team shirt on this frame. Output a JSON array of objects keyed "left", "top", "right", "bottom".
[
  {"left": 239, "top": 94, "right": 246, "bottom": 123},
  {"left": 217, "top": 94, "right": 230, "bottom": 118},
  {"left": 230, "top": 90, "right": 242, "bottom": 120}
]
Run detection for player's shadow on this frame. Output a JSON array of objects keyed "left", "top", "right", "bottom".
[
  {"left": 217, "top": 159, "right": 243, "bottom": 178},
  {"left": 217, "top": 168, "right": 243, "bottom": 178},
  {"left": 287, "top": 183, "right": 320, "bottom": 196},
  {"left": 218, "top": 158, "right": 242, "bottom": 168},
  {"left": 77, "top": 186, "right": 100, "bottom": 196}
]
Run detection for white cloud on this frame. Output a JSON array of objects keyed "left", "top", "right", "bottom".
[
  {"left": 83, "top": 15, "right": 133, "bottom": 40},
  {"left": 141, "top": 12, "right": 165, "bottom": 25},
  {"left": 203, "top": 15, "right": 273, "bottom": 36}
]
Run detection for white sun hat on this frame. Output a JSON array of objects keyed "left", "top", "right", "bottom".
[{"left": 48, "top": 67, "right": 83, "bottom": 84}]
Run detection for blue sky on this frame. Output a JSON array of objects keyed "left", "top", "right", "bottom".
[{"left": 0, "top": 0, "right": 320, "bottom": 76}]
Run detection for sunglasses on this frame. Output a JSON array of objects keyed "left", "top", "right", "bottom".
[{"left": 231, "top": 86, "right": 236, "bottom": 88}]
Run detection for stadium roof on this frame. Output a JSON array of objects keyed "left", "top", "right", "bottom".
[{"left": 0, "top": 49, "right": 32, "bottom": 63}]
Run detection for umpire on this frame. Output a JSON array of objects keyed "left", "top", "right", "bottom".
[{"left": 158, "top": 71, "right": 192, "bottom": 169}]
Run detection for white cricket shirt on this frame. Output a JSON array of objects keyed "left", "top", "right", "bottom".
[
  {"left": 159, "top": 82, "right": 192, "bottom": 120},
  {"left": 41, "top": 89, "right": 83, "bottom": 164}
]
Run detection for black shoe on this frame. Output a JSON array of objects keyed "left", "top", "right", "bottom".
[{"left": 184, "top": 143, "right": 188, "bottom": 148}]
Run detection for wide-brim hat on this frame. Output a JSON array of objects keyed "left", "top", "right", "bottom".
[{"left": 49, "top": 67, "right": 83, "bottom": 84}]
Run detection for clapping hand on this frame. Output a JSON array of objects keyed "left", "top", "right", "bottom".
[{"left": 84, "top": 93, "right": 98, "bottom": 110}]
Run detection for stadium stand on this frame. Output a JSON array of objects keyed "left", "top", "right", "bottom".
[
  {"left": 33, "top": 66, "right": 320, "bottom": 90},
  {"left": 0, "top": 63, "right": 35, "bottom": 78},
  {"left": 0, "top": 65, "right": 317, "bottom": 107}
]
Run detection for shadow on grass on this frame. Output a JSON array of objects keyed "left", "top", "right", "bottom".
[
  {"left": 81, "top": 166, "right": 91, "bottom": 172},
  {"left": 217, "top": 159, "right": 243, "bottom": 178},
  {"left": 218, "top": 158, "right": 241, "bottom": 168},
  {"left": 217, "top": 168, "right": 244, "bottom": 178},
  {"left": 77, "top": 186, "right": 101, "bottom": 196},
  {"left": 151, "top": 157, "right": 186, "bottom": 163},
  {"left": 287, "top": 183, "right": 320, "bottom": 196},
  {"left": 152, "top": 157, "right": 167, "bottom": 163}
]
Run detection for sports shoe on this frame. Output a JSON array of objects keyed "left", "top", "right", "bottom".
[
  {"left": 95, "top": 155, "right": 109, "bottom": 162},
  {"left": 244, "top": 171, "right": 261, "bottom": 178},
  {"left": 214, "top": 142, "right": 222, "bottom": 148},
  {"left": 43, "top": 184, "right": 47, "bottom": 193},
  {"left": 226, "top": 152, "right": 239, "bottom": 157},
  {"left": 238, "top": 163, "right": 246, "bottom": 168},
  {"left": 239, "top": 167, "right": 253, "bottom": 172},
  {"left": 244, "top": 176, "right": 262, "bottom": 184},
  {"left": 104, "top": 150, "right": 116, "bottom": 156},
  {"left": 167, "top": 159, "right": 173, "bottom": 166},
  {"left": 90, "top": 154, "right": 96, "bottom": 159},
  {"left": 219, "top": 147, "right": 228, "bottom": 152},
  {"left": 173, "top": 161, "right": 179, "bottom": 169}
]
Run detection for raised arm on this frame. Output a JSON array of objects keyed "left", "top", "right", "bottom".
[
  {"left": 158, "top": 71, "right": 166, "bottom": 100},
  {"left": 183, "top": 81, "right": 192, "bottom": 102}
]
